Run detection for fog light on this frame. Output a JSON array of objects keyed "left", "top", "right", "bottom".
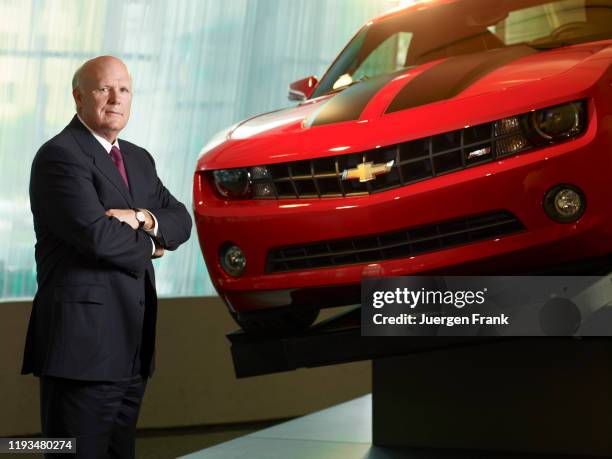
[
  {"left": 220, "top": 244, "right": 246, "bottom": 277},
  {"left": 543, "top": 185, "right": 585, "bottom": 223}
]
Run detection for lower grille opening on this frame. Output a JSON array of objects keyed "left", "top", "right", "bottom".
[{"left": 266, "top": 210, "right": 525, "bottom": 273}]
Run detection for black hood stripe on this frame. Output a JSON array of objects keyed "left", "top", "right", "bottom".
[
  {"left": 308, "top": 72, "right": 400, "bottom": 127},
  {"left": 386, "top": 46, "right": 537, "bottom": 114}
]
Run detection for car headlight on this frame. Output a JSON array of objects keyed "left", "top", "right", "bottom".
[
  {"left": 529, "top": 101, "right": 585, "bottom": 142},
  {"left": 211, "top": 166, "right": 277, "bottom": 199},
  {"left": 212, "top": 168, "right": 251, "bottom": 199},
  {"left": 494, "top": 100, "right": 586, "bottom": 156}
]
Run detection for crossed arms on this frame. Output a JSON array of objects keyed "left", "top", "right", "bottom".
[
  {"left": 31, "top": 144, "right": 192, "bottom": 275},
  {"left": 104, "top": 208, "right": 164, "bottom": 258}
]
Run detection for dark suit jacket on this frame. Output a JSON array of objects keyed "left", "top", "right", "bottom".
[{"left": 22, "top": 116, "right": 192, "bottom": 381}]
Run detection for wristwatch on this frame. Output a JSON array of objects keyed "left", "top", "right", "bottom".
[{"left": 134, "top": 209, "right": 146, "bottom": 229}]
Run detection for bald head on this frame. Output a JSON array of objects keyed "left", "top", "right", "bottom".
[
  {"left": 72, "top": 56, "right": 130, "bottom": 90},
  {"left": 72, "top": 56, "right": 132, "bottom": 143}
]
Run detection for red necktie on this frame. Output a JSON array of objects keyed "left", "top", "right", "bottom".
[{"left": 110, "top": 146, "right": 130, "bottom": 190}]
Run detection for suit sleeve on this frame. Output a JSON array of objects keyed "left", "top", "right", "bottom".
[
  {"left": 31, "top": 144, "right": 152, "bottom": 275},
  {"left": 143, "top": 150, "right": 192, "bottom": 251}
]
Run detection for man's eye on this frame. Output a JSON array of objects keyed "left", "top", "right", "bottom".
[
  {"left": 120, "top": 88, "right": 130, "bottom": 93},
  {"left": 99, "top": 87, "right": 109, "bottom": 93}
]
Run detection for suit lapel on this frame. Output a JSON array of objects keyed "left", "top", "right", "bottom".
[{"left": 67, "top": 116, "right": 135, "bottom": 208}]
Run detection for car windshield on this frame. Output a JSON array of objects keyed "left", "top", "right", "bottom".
[{"left": 311, "top": 0, "right": 612, "bottom": 98}]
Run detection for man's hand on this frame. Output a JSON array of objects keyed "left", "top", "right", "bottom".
[
  {"left": 106, "top": 208, "right": 162, "bottom": 258},
  {"left": 152, "top": 241, "right": 164, "bottom": 259},
  {"left": 105, "top": 208, "right": 139, "bottom": 230},
  {"left": 140, "top": 209, "right": 155, "bottom": 231},
  {"left": 106, "top": 208, "right": 156, "bottom": 232}
]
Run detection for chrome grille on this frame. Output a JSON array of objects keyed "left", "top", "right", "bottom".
[
  {"left": 266, "top": 211, "right": 524, "bottom": 273},
  {"left": 252, "top": 121, "right": 527, "bottom": 199}
]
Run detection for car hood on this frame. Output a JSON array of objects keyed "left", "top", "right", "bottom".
[{"left": 201, "top": 41, "right": 611, "bottom": 169}]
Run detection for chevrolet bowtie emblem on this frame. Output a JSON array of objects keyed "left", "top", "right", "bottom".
[{"left": 341, "top": 160, "right": 394, "bottom": 182}]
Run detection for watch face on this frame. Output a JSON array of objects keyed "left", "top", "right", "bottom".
[{"left": 136, "top": 211, "right": 146, "bottom": 223}]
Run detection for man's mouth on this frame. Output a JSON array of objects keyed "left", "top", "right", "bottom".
[{"left": 105, "top": 111, "right": 122, "bottom": 116}]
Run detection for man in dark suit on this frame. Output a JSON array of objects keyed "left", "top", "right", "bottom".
[{"left": 22, "top": 55, "right": 192, "bottom": 458}]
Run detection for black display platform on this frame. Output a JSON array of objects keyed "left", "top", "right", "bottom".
[
  {"left": 227, "top": 306, "right": 499, "bottom": 378},
  {"left": 373, "top": 339, "right": 612, "bottom": 456},
  {"left": 226, "top": 258, "right": 612, "bottom": 456}
]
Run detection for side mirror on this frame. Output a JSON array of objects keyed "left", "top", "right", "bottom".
[{"left": 288, "top": 76, "right": 318, "bottom": 101}]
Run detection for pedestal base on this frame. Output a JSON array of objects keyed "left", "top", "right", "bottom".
[{"left": 373, "top": 339, "right": 612, "bottom": 457}]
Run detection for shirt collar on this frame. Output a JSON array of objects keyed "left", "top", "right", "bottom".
[{"left": 76, "top": 114, "right": 120, "bottom": 154}]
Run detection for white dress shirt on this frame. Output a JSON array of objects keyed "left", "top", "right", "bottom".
[{"left": 77, "top": 114, "right": 159, "bottom": 255}]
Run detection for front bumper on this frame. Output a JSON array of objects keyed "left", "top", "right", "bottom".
[{"left": 194, "top": 100, "right": 612, "bottom": 313}]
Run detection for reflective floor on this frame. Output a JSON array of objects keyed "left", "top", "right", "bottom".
[
  {"left": 179, "top": 395, "right": 595, "bottom": 459},
  {"left": 179, "top": 395, "right": 372, "bottom": 459},
  {"left": 135, "top": 419, "right": 281, "bottom": 459}
]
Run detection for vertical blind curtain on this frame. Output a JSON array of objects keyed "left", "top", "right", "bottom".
[{"left": 0, "top": 0, "right": 404, "bottom": 300}]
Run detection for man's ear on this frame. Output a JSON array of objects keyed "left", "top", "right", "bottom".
[{"left": 72, "top": 88, "right": 82, "bottom": 111}]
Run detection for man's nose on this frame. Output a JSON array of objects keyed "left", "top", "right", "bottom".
[{"left": 108, "top": 88, "right": 119, "bottom": 104}]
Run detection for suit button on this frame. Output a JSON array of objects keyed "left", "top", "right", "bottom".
[{"left": 139, "top": 299, "right": 145, "bottom": 306}]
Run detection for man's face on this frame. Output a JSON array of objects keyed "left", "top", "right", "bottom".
[{"left": 73, "top": 58, "right": 132, "bottom": 142}]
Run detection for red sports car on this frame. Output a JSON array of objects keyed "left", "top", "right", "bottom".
[{"left": 194, "top": 0, "right": 612, "bottom": 333}]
